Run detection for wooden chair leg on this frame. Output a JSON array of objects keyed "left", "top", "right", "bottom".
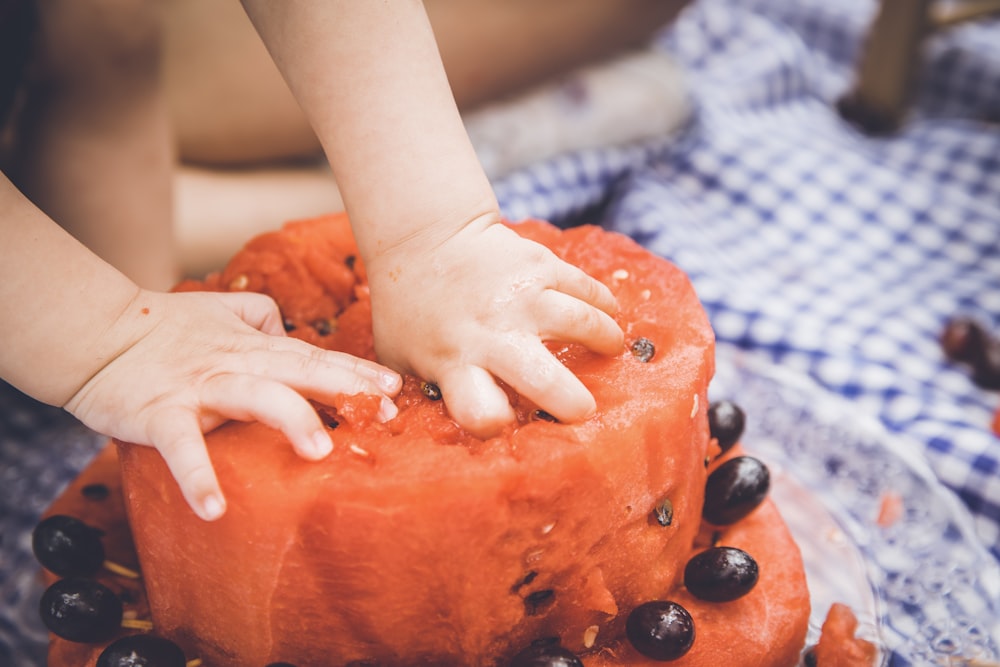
[
  {"left": 838, "top": 0, "right": 1000, "bottom": 134},
  {"left": 837, "top": 0, "right": 932, "bottom": 134}
]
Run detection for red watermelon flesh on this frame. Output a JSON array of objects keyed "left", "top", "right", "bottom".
[
  {"left": 811, "top": 603, "right": 878, "bottom": 666},
  {"left": 44, "top": 443, "right": 810, "bottom": 667},
  {"left": 43, "top": 215, "right": 810, "bottom": 666}
]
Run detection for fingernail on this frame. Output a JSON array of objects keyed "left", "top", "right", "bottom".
[
  {"left": 311, "top": 431, "right": 333, "bottom": 458},
  {"left": 378, "top": 397, "right": 399, "bottom": 422},
  {"left": 200, "top": 494, "right": 226, "bottom": 521},
  {"left": 380, "top": 371, "right": 402, "bottom": 393}
]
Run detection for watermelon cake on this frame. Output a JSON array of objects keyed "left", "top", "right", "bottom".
[{"left": 37, "top": 214, "right": 815, "bottom": 666}]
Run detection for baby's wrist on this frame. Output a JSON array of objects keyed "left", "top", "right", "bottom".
[
  {"left": 59, "top": 286, "right": 160, "bottom": 409},
  {"left": 355, "top": 201, "right": 502, "bottom": 269}
]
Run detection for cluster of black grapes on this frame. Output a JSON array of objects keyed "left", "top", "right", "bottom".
[
  {"left": 33, "top": 514, "right": 186, "bottom": 667},
  {"left": 509, "top": 400, "right": 767, "bottom": 666}
]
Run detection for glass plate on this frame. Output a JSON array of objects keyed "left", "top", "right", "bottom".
[
  {"left": 712, "top": 345, "right": 1000, "bottom": 666},
  {"left": 3, "top": 349, "right": 999, "bottom": 667}
]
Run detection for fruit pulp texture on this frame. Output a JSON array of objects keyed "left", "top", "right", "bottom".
[{"left": 812, "top": 603, "right": 878, "bottom": 666}]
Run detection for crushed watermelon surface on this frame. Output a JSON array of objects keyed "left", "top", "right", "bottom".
[
  {"left": 811, "top": 603, "right": 878, "bottom": 667},
  {"left": 44, "top": 215, "right": 811, "bottom": 666}
]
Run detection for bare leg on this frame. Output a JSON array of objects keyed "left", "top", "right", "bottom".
[
  {"left": 5, "top": 1, "right": 685, "bottom": 282},
  {"left": 164, "top": 0, "right": 688, "bottom": 165},
  {"left": 11, "top": 0, "right": 177, "bottom": 290},
  {"left": 164, "top": 0, "right": 687, "bottom": 275},
  {"left": 162, "top": 0, "right": 319, "bottom": 167},
  {"left": 429, "top": 0, "right": 689, "bottom": 110},
  {"left": 175, "top": 165, "right": 343, "bottom": 278}
]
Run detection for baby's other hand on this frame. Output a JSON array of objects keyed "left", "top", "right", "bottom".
[
  {"left": 366, "top": 214, "right": 623, "bottom": 438},
  {"left": 64, "top": 290, "right": 402, "bottom": 521}
]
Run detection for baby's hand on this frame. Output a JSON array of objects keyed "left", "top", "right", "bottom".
[
  {"left": 365, "top": 214, "right": 623, "bottom": 437},
  {"left": 64, "top": 290, "right": 401, "bottom": 521}
]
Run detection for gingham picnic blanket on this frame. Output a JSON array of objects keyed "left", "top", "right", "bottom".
[{"left": 496, "top": 0, "right": 1000, "bottom": 564}]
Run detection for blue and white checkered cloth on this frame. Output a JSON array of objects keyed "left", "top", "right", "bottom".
[{"left": 497, "top": 0, "right": 1000, "bottom": 562}]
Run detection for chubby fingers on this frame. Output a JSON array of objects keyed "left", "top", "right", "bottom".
[
  {"left": 254, "top": 337, "right": 403, "bottom": 401},
  {"left": 147, "top": 408, "right": 226, "bottom": 522},
  {"left": 435, "top": 335, "right": 597, "bottom": 439},
  {"left": 223, "top": 292, "right": 404, "bottom": 401},
  {"left": 146, "top": 375, "right": 333, "bottom": 523},
  {"left": 147, "top": 367, "right": 397, "bottom": 522},
  {"left": 145, "top": 375, "right": 337, "bottom": 522},
  {"left": 535, "top": 290, "right": 624, "bottom": 356},
  {"left": 142, "top": 337, "right": 401, "bottom": 522},
  {"left": 552, "top": 261, "right": 620, "bottom": 318},
  {"left": 431, "top": 266, "right": 621, "bottom": 438},
  {"left": 435, "top": 365, "right": 516, "bottom": 439},
  {"left": 213, "top": 291, "right": 288, "bottom": 337},
  {"left": 200, "top": 373, "right": 338, "bottom": 461},
  {"left": 541, "top": 261, "right": 623, "bottom": 355},
  {"left": 487, "top": 335, "right": 597, "bottom": 424}
]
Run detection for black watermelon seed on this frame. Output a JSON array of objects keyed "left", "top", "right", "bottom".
[
  {"left": 512, "top": 570, "right": 538, "bottom": 593},
  {"left": 941, "top": 317, "right": 985, "bottom": 364},
  {"left": 940, "top": 317, "right": 1000, "bottom": 389},
  {"left": 421, "top": 382, "right": 442, "bottom": 401},
  {"left": 652, "top": 497, "right": 674, "bottom": 527},
  {"left": 630, "top": 338, "right": 656, "bottom": 362},
  {"left": 532, "top": 410, "right": 558, "bottom": 422},
  {"left": 529, "top": 636, "right": 562, "bottom": 648},
  {"left": 524, "top": 589, "right": 555, "bottom": 615},
  {"left": 312, "top": 319, "right": 333, "bottom": 336},
  {"left": 81, "top": 483, "right": 110, "bottom": 501},
  {"left": 973, "top": 339, "right": 1000, "bottom": 389}
]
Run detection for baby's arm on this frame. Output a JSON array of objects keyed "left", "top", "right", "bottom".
[
  {"left": 0, "top": 173, "right": 401, "bottom": 520},
  {"left": 241, "top": 0, "right": 624, "bottom": 436}
]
